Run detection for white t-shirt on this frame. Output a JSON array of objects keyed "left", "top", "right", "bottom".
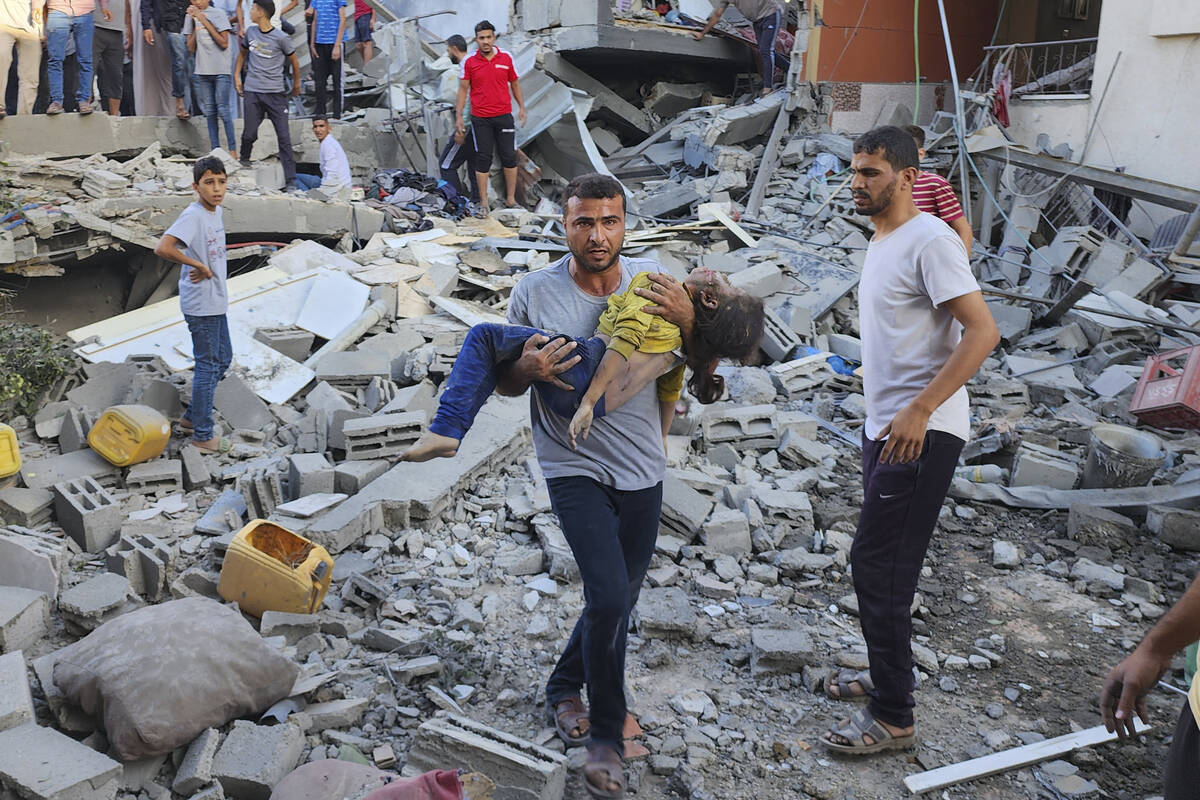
[
  {"left": 319, "top": 135, "right": 352, "bottom": 191},
  {"left": 859, "top": 212, "right": 979, "bottom": 442}
]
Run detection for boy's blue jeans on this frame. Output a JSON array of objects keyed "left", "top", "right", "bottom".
[
  {"left": 46, "top": 11, "right": 93, "bottom": 106},
  {"left": 195, "top": 74, "right": 235, "bottom": 153},
  {"left": 429, "top": 322, "right": 608, "bottom": 440},
  {"left": 184, "top": 313, "right": 232, "bottom": 441}
]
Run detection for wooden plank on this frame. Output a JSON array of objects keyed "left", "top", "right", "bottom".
[
  {"left": 698, "top": 203, "right": 757, "bottom": 248},
  {"left": 746, "top": 103, "right": 791, "bottom": 218},
  {"left": 903, "top": 720, "right": 1152, "bottom": 795}
]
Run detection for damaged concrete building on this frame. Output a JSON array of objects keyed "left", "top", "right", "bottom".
[{"left": 1, "top": 0, "right": 1200, "bottom": 799}]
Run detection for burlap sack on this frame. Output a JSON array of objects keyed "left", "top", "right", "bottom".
[{"left": 53, "top": 597, "right": 299, "bottom": 761}]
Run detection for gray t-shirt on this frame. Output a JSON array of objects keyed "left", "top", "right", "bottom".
[
  {"left": 242, "top": 25, "right": 293, "bottom": 94},
  {"left": 507, "top": 255, "right": 667, "bottom": 491},
  {"left": 183, "top": 7, "right": 233, "bottom": 75},
  {"left": 94, "top": 0, "right": 126, "bottom": 32},
  {"left": 167, "top": 203, "right": 228, "bottom": 316},
  {"left": 720, "top": 0, "right": 783, "bottom": 22}
]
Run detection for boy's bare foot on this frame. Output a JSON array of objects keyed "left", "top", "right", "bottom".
[{"left": 400, "top": 432, "right": 460, "bottom": 462}]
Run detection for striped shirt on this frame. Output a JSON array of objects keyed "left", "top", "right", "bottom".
[{"left": 912, "top": 171, "right": 964, "bottom": 224}]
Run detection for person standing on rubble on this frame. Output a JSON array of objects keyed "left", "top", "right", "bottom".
[
  {"left": 307, "top": 0, "right": 346, "bottom": 118},
  {"left": 38, "top": 0, "right": 112, "bottom": 114},
  {"left": 235, "top": 0, "right": 300, "bottom": 190},
  {"left": 496, "top": 174, "right": 696, "bottom": 799},
  {"left": 92, "top": 0, "right": 127, "bottom": 115},
  {"left": 155, "top": 156, "right": 233, "bottom": 454},
  {"left": 692, "top": 0, "right": 788, "bottom": 96},
  {"left": 141, "top": 0, "right": 194, "bottom": 119},
  {"left": 819, "top": 126, "right": 999, "bottom": 755},
  {"left": 455, "top": 19, "right": 526, "bottom": 216},
  {"left": 0, "top": 0, "right": 42, "bottom": 116},
  {"left": 185, "top": 0, "right": 236, "bottom": 156},
  {"left": 438, "top": 34, "right": 478, "bottom": 205},
  {"left": 904, "top": 125, "right": 974, "bottom": 255},
  {"left": 1100, "top": 569, "right": 1200, "bottom": 799}
]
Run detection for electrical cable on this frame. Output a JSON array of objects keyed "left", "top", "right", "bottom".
[{"left": 913, "top": 0, "right": 920, "bottom": 124}]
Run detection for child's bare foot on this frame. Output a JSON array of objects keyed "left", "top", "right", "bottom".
[{"left": 400, "top": 432, "right": 460, "bottom": 462}]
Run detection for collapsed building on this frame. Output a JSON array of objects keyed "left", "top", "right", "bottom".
[{"left": 1, "top": 1, "right": 1200, "bottom": 799}]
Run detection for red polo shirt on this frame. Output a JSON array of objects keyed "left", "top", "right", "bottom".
[{"left": 460, "top": 47, "right": 518, "bottom": 119}]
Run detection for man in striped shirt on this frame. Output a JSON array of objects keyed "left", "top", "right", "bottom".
[{"left": 905, "top": 126, "right": 973, "bottom": 254}]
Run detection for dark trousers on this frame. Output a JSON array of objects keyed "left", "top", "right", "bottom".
[
  {"left": 241, "top": 90, "right": 296, "bottom": 182},
  {"left": 428, "top": 323, "right": 606, "bottom": 440},
  {"left": 311, "top": 42, "right": 342, "bottom": 118},
  {"left": 94, "top": 27, "right": 123, "bottom": 104},
  {"left": 439, "top": 135, "right": 478, "bottom": 202},
  {"left": 184, "top": 313, "right": 232, "bottom": 442},
  {"left": 851, "top": 429, "right": 964, "bottom": 729},
  {"left": 752, "top": 10, "right": 790, "bottom": 90},
  {"left": 1166, "top": 701, "right": 1200, "bottom": 800},
  {"left": 470, "top": 113, "right": 517, "bottom": 173},
  {"left": 545, "top": 475, "right": 663, "bottom": 752}
]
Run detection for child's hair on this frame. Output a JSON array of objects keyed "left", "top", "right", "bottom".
[
  {"left": 193, "top": 156, "right": 227, "bottom": 183},
  {"left": 685, "top": 290, "right": 765, "bottom": 404},
  {"left": 253, "top": 0, "right": 275, "bottom": 18}
]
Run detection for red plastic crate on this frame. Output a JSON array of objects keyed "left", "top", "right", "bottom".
[{"left": 1130, "top": 345, "right": 1200, "bottom": 429}]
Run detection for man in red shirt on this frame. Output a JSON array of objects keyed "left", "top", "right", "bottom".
[
  {"left": 455, "top": 19, "right": 526, "bottom": 215},
  {"left": 905, "top": 125, "right": 973, "bottom": 254},
  {"left": 352, "top": 0, "right": 372, "bottom": 63}
]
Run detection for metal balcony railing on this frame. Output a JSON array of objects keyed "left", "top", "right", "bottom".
[{"left": 978, "top": 37, "right": 1099, "bottom": 96}]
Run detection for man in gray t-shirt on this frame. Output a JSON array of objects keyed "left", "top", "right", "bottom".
[
  {"left": 234, "top": 0, "right": 299, "bottom": 187},
  {"left": 502, "top": 174, "right": 693, "bottom": 797}
]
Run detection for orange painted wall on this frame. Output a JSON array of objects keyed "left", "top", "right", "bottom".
[{"left": 815, "top": 0, "right": 1002, "bottom": 83}]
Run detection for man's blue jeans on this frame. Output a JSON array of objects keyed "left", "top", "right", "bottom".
[
  {"left": 165, "top": 31, "right": 193, "bottom": 107},
  {"left": 46, "top": 11, "right": 93, "bottom": 106},
  {"left": 428, "top": 322, "right": 607, "bottom": 440},
  {"left": 195, "top": 74, "right": 236, "bottom": 152},
  {"left": 184, "top": 313, "right": 232, "bottom": 442},
  {"left": 294, "top": 173, "right": 322, "bottom": 191}
]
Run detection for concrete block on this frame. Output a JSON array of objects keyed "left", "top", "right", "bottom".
[
  {"left": 58, "top": 573, "right": 134, "bottom": 633},
  {"left": 333, "top": 460, "right": 388, "bottom": 495},
  {"left": 1011, "top": 442, "right": 1080, "bottom": 490},
  {"left": 728, "top": 262, "right": 786, "bottom": 298},
  {"left": 20, "top": 449, "right": 119, "bottom": 491},
  {"left": 286, "top": 454, "right": 334, "bottom": 499},
  {"left": 65, "top": 361, "right": 137, "bottom": 413},
  {"left": 214, "top": 375, "right": 273, "bottom": 431},
  {"left": 0, "top": 526, "right": 67, "bottom": 598},
  {"left": 105, "top": 534, "right": 175, "bottom": 600},
  {"left": 660, "top": 474, "right": 712, "bottom": 541},
  {"left": 258, "top": 611, "right": 319, "bottom": 643},
  {"left": 52, "top": 476, "right": 122, "bottom": 552},
  {"left": 303, "top": 698, "right": 369, "bottom": 730},
  {"left": 699, "top": 506, "right": 752, "bottom": 555},
  {"left": 1067, "top": 504, "right": 1138, "bottom": 551},
  {"left": 701, "top": 403, "right": 779, "bottom": 450},
  {"left": 758, "top": 307, "right": 801, "bottom": 363},
  {"left": 342, "top": 412, "right": 426, "bottom": 460},
  {"left": 57, "top": 408, "right": 91, "bottom": 454},
  {"left": 0, "top": 587, "right": 49, "bottom": 654},
  {"left": 172, "top": 729, "right": 222, "bottom": 796},
  {"left": 986, "top": 301, "right": 1033, "bottom": 341},
  {"left": 403, "top": 713, "right": 566, "bottom": 800},
  {"left": 750, "top": 628, "right": 814, "bottom": 676},
  {"left": 212, "top": 721, "right": 303, "bottom": 800},
  {"left": 179, "top": 445, "right": 212, "bottom": 490},
  {"left": 238, "top": 468, "right": 283, "bottom": 519},
  {"left": 313, "top": 351, "right": 392, "bottom": 391},
  {"left": 1147, "top": 505, "right": 1200, "bottom": 551},
  {"left": 363, "top": 377, "right": 398, "bottom": 412},
  {"left": 969, "top": 380, "right": 1031, "bottom": 413},
  {"left": 753, "top": 488, "right": 815, "bottom": 531},
  {"left": 378, "top": 379, "right": 437, "bottom": 418},
  {"left": 767, "top": 355, "right": 836, "bottom": 399},
  {"left": 0, "top": 723, "right": 121, "bottom": 800},
  {"left": 1089, "top": 365, "right": 1139, "bottom": 398},
  {"left": 0, "top": 651, "right": 34, "bottom": 732},
  {"left": 123, "top": 460, "right": 183, "bottom": 497},
  {"left": 0, "top": 488, "right": 54, "bottom": 528},
  {"left": 304, "top": 381, "right": 356, "bottom": 416},
  {"left": 327, "top": 408, "right": 370, "bottom": 451},
  {"left": 636, "top": 587, "right": 698, "bottom": 638},
  {"left": 273, "top": 493, "right": 346, "bottom": 518},
  {"left": 253, "top": 327, "right": 315, "bottom": 362},
  {"left": 826, "top": 333, "right": 862, "bottom": 362}
]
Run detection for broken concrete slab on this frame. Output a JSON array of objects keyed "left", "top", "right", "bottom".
[
  {"left": 341, "top": 412, "right": 427, "bottom": 461},
  {"left": 636, "top": 586, "right": 698, "bottom": 639},
  {"left": 215, "top": 375, "right": 274, "bottom": 431},
  {"left": 0, "top": 527, "right": 66, "bottom": 599},
  {"left": 0, "top": 650, "right": 34, "bottom": 732},
  {"left": 212, "top": 721, "right": 304, "bottom": 800},
  {"left": 0, "top": 722, "right": 122, "bottom": 800},
  {"left": 124, "top": 460, "right": 184, "bottom": 498},
  {"left": 58, "top": 573, "right": 135, "bottom": 634},
  {"left": 20, "top": 449, "right": 119, "bottom": 491},
  {"left": 0, "top": 487, "right": 55, "bottom": 528},
  {"left": 750, "top": 628, "right": 814, "bottom": 676},
  {"left": 286, "top": 454, "right": 335, "bottom": 499},
  {"left": 0, "top": 586, "right": 50, "bottom": 655}
]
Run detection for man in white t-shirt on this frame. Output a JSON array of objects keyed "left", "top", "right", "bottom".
[
  {"left": 295, "top": 115, "right": 352, "bottom": 200},
  {"left": 820, "top": 125, "right": 999, "bottom": 756}
]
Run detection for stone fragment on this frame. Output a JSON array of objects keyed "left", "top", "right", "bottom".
[
  {"left": 173, "top": 728, "right": 221, "bottom": 796},
  {"left": 0, "top": 650, "right": 35, "bottom": 732},
  {"left": 750, "top": 628, "right": 813, "bottom": 676},
  {"left": 0, "top": 587, "right": 50, "bottom": 653},
  {"left": 211, "top": 721, "right": 304, "bottom": 800},
  {"left": 0, "top": 723, "right": 121, "bottom": 800}
]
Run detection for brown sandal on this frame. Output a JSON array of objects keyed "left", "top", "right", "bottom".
[
  {"left": 583, "top": 745, "right": 625, "bottom": 799},
  {"left": 547, "top": 696, "right": 590, "bottom": 747}
]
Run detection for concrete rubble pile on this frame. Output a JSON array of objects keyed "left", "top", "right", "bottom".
[{"left": 4, "top": 25, "right": 1200, "bottom": 800}]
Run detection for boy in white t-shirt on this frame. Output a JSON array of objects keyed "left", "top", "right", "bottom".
[{"left": 820, "top": 126, "right": 999, "bottom": 756}]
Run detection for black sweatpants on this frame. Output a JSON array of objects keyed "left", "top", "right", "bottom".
[
  {"left": 241, "top": 90, "right": 296, "bottom": 183},
  {"left": 470, "top": 112, "right": 517, "bottom": 173},
  {"left": 544, "top": 475, "right": 662, "bottom": 753},
  {"left": 439, "top": 134, "right": 478, "bottom": 201},
  {"left": 851, "top": 429, "right": 964, "bottom": 729},
  {"left": 1166, "top": 701, "right": 1200, "bottom": 800},
  {"left": 312, "top": 42, "right": 342, "bottom": 118}
]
